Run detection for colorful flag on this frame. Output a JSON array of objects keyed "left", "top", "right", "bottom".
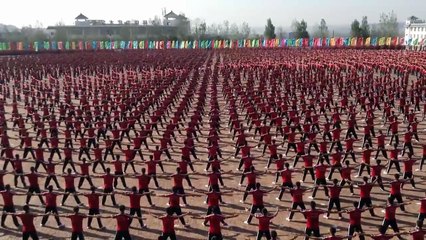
[
  {"left": 58, "top": 41, "right": 63, "bottom": 50},
  {"left": 365, "top": 37, "right": 371, "bottom": 46},
  {"left": 378, "top": 37, "right": 385, "bottom": 46},
  {"left": 371, "top": 37, "right": 378, "bottom": 46},
  {"left": 386, "top": 37, "right": 391, "bottom": 46}
]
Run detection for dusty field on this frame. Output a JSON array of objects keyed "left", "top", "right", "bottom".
[{"left": 0, "top": 49, "right": 425, "bottom": 240}]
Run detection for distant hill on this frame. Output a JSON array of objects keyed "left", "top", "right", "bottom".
[{"left": 0, "top": 24, "right": 19, "bottom": 33}]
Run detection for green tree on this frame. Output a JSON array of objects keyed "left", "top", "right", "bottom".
[
  {"left": 241, "top": 22, "right": 251, "bottom": 38},
  {"left": 264, "top": 18, "right": 276, "bottom": 39},
  {"left": 316, "top": 18, "right": 329, "bottom": 38},
  {"left": 378, "top": 11, "right": 399, "bottom": 37},
  {"left": 292, "top": 19, "right": 309, "bottom": 38},
  {"left": 360, "top": 16, "right": 370, "bottom": 38},
  {"left": 351, "top": 19, "right": 361, "bottom": 37}
]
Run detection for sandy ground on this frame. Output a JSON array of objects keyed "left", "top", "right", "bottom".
[{"left": 0, "top": 50, "right": 425, "bottom": 240}]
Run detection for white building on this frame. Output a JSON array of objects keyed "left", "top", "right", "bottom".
[{"left": 405, "top": 16, "right": 426, "bottom": 50}]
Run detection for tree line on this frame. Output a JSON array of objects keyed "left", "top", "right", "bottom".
[{"left": 0, "top": 11, "right": 406, "bottom": 42}]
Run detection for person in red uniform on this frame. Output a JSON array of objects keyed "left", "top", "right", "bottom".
[
  {"left": 379, "top": 197, "right": 406, "bottom": 240},
  {"left": 286, "top": 182, "right": 312, "bottom": 221},
  {"left": 0, "top": 184, "right": 21, "bottom": 228},
  {"left": 135, "top": 168, "right": 154, "bottom": 206},
  {"left": 374, "top": 130, "right": 388, "bottom": 159},
  {"left": 116, "top": 186, "right": 148, "bottom": 228},
  {"left": 156, "top": 187, "right": 194, "bottom": 227},
  {"left": 324, "top": 179, "right": 343, "bottom": 219},
  {"left": 14, "top": 205, "right": 45, "bottom": 240},
  {"left": 276, "top": 162, "right": 295, "bottom": 201},
  {"left": 112, "top": 155, "right": 128, "bottom": 189},
  {"left": 43, "top": 158, "right": 61, "bottom": 189},
  {"left": 252, "top": 208, "right": 279, "bottom": 240},
  {"left": 111, "top": 205, "right": 132, "bottom": 240},
  {"left": 297, "top": 201, "right": 327, "bottom": 240},
  {"left": 40, "top": 185, "right": 65, "bottom": 228},
  {"left": 62, "top": 206, "right": 87, "bottom": 240},
  {"left": 83, "top": 186, "right": 106, "bottom": 229},
  {"left": 76, "top": 158, "right": 94, "bottom": 189},
  {"left": 12, "top": 154, "right": 27, "bottom": 188},
  {"left": 408, "top": 220, "right": 426, "bottom": 240},
  {"left": 241, "top": 166, "right": 263, "bottom": 203},
  {"left": 149, "top": 208, "right": 189, "bottom": 240},
  {"left": 60, "top": 168, "right": 82, "bottom": 206},
  {"left": 354, "top": 176, "right": 377, "bottom": 216},
  {"left": 311, "top": 158, "right": 329, "bottom": 199},
  {"left": 386, "top": 173, "right": 408, "bottom": 211},
  {"left": 202, "top": 206, "right": 236, "bottom": 240},
  {"left": 344, "top": 201, "right": 368, "bottom": 240},
  {"left": 244, "top": 183, "right": 275, "bottom": 224},
  {"left": 24, "top": 167, "right": 45, "bottom": 205}
]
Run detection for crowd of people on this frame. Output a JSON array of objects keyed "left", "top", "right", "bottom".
[{"left": 0, "top": 49, "right": 425, "bottom": 240}]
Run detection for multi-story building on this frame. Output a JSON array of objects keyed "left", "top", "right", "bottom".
[
  {"left": 405, "top": 16, "right": 426, "bottom": 50},
  {"left": 47, "top": 11, "right": 190, "bottom": 41}
]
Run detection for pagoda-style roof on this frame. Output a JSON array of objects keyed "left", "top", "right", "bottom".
[
  {"left": 75, "top": 13, "right": 88, "bottom": 20},
  {"left": 164, "top": 11, "right": 179, "bottom": 18},
  {"left": 176, "top": 14, "right": 188, "bottom": 20}
]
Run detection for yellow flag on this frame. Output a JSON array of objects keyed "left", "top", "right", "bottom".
[
  {"left": 330, "top": 38, "right": 335, "bottom": 47},
  {"left": 386, "top": 37, "right": 391, "bottom": 46},
  {"left": 365, "top": 37, "right": 371, "bottom": 46},
  {"left": 351, "top": 37, "right": 357, "bottom": 46},
  {"left": 378, "top": 37, "right": 385, "bottom": 46}
]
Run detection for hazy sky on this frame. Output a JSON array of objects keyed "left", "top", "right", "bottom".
[{"left": 2, "top": 0, "right": 426, "bottom": 28}]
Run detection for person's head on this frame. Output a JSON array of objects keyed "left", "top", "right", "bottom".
[
  {"left": 417, "top": 220, "right": 423, "bottom": 229},
  {"left": 67, "top": 168, "right": 72, "bottom": 174},
  {"left": 91, "top": 186, "right": 96, "bottom": 193},
  {"left": 394, "top": 173, "right": 400, "bottom": 180},
  {"left": 119, "top": 205, "right": 125, "bottom": 213},
  {"left": 344, "top": 160, "right": 350, "bottom": 166},
  {"left": 23, "top": 205, "right": 30, "bottom": 213},
  {"left": 127, "top": 145, "right": 130, "bottom": 150},
  {"left": 172, "top": 187, "right": 178, "bottom": 194},
  {"left": 284, "top": 162, "right": 290, "bottom": 169},
  {"left": 363, "top": 176, "right": 369, "bottom": 183},
  {"left": 166, "top": 208, "right": 174, "bottom": 216},
  {"left": 332, "top": 179, "right": 338, "bottom": 185},
  {"left": 255, "top": 182, "right": 261, "bottom": 189},
  {"left": 250, "top": 166, "right": 255, "bottom": 172},
  {"left": 365, "top": 143, "right": 370, "bottom": 149},
  {"left": 262, "top": 208, "right": 268, "bottom": 216},
  {"left": 353, "top": 201, "right": 359, "bottom": 208},
  {"left": 329, "top": 226, "right": 337, "bottom": 236},
  {"left": 271, "top": 230, "right": 278, "bottom": 239},
  {"left": 310, "top": 201, "right": 316, "bottom": 209},
  {"left": 73, "top": 206, "right": 79, "bottom": 214},
  {"left": 376, "top": 159, "right": 382, "bottom": 165},
  {"left": 388, "top": 197, "right": 394, "bottom": 205},
  {"left": 5, "top": 184, "right": 10, "bottom": 191},
  {"left": 82, "top": 158, "right": 86, "bottom": 163},
  {"left": 30, "top": 167, "right": 35, "bottom": 173},
  {"left": 156, "top": 146, "right": 159, "bottom": 150},
  {"left": 212, "top": 206, "right": 220, "bottom": 214},
  {"left": 106, "top": 168, "right": 111, "bottom": 174},
  {"left": 131, "top": 186, "right": 137, "bottom": 192},
  {"left": 176, "top": 167, "right": 181, "bottom": 173},
  {"left": 48, "top": 185, "right": 53, "bottom": 192},
  {"left": 141, "top": 168, "right": 146, "bottom": 174}
]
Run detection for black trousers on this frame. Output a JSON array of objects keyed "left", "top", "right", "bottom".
[
  {"left": 257, "top": 230, "right": 272, "bottom": 240},
  {"left": 348, "top": 224, "right": 365, "bottom": 240},
  {"left": 1, "top": 205, "right": 20, "bottom": 227},
  {"left": 22, "top": 231, "right": 39, "bottom": 240},
  {"left": 114, "top": 230, "right": 131, "bottom": 240},
  {"left": 71, "top": 232, "right": 85, "bottom": 240},
  {"left": 304, "top": 228, "right": 320, "bottom": 240},
  {"left": 380, "top": 219, "right": 399, "bottom": 234},
  {"left": 161, "top": 232, "right": 177, "bottom": 240}
]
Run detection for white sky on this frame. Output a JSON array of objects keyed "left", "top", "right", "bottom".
[{"left": 1, "top": 0, "right": 426, "bottom": 28}]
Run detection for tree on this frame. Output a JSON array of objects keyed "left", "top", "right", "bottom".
[
  {"left": 229, "top": 23, "right": 240, "bottom": 39},
  {"left": 360, "top": 16, "right": 370, "bottom": 38},
  {"left": 378, "top": 11, "right": 399, "bottom": 37},
  {"left": 351, "top": 19, "right": 361, "bottom": 37},
  {"left": 292, "top": 19, "right": 309, "bottom": 38},
  {"left": 221, "top": 20, "right": 230, "bottom": 36},
  {"left": 276, "top": 26, "right": 286, "bottom": 39},
  {"left": 316, "top": 18, "right": 329, "bottom": 38},
  {"left": 264, "top": 18, "right": 276, "bottom": 40},
  {"left": 240, "top": 22, "right": 251, "bottom": 38}
]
